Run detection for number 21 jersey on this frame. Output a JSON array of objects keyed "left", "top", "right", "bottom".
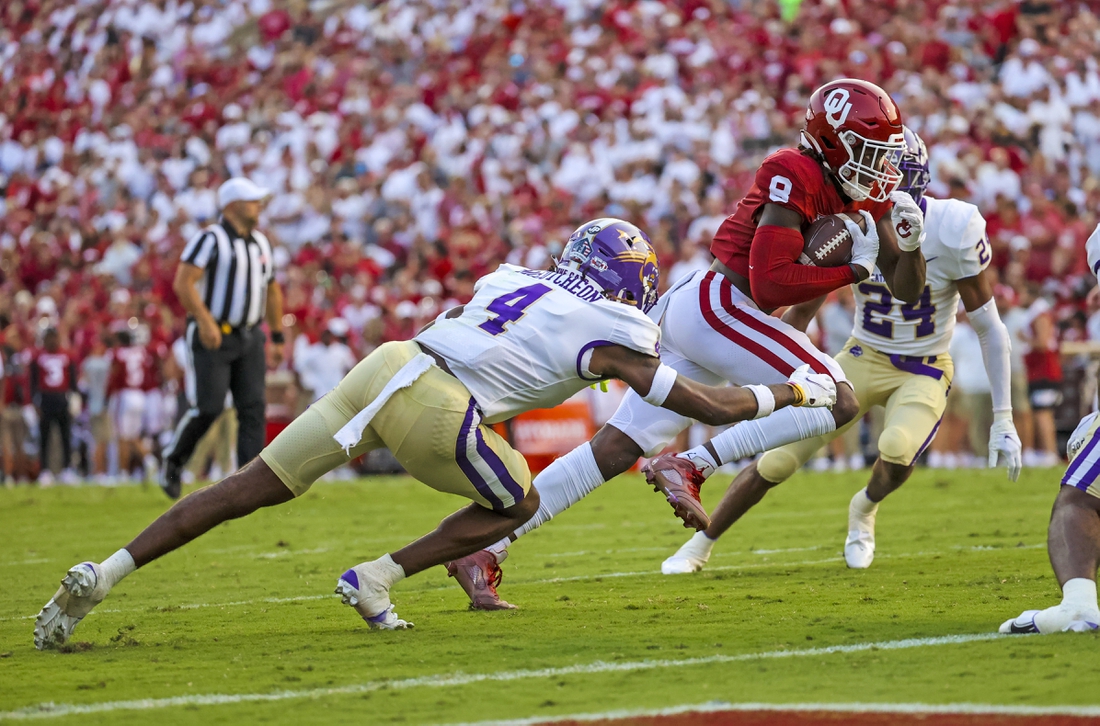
[
  {"left": 415, "top": 264, "right": 661, "bottom": 424},
  {"left": 853, "top": 196, "right": 991, "bottom": 357}
]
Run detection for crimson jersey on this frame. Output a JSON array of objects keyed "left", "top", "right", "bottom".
[
  {"left": 30, "top": 349, "right": 77, "bottom": 395},
  {"left": 710, "top": 148, "right": 891, "bottom": 300},
  {"left": 110, "top": 345, "right": 161, "bottom": 392}
]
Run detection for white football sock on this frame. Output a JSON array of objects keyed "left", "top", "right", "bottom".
[
  {"left": 707, "top": 406, "right": 836, "bottom": 471},
  {"left": 100, "top": 549, "right": 136, "bottom": 589},
  {"left": 486, "top": 539, "right": 510, "bottom": 564},
  {"left": 675, "top": 448, "right": 718, "bottom": 479},
  {"left": 511, "top": 442, "right": 606, "bottom": 540},
  {"left": 682, "top": 530, "right": 716, "bottom": 557},
  {"left": 373, "top": 554, "right": 406, "bottom": 588},
  {"left": 851, "top": 488, "right": 878, "bottom": 516},
  {"left": 1062, "top": 578, "right": 1098, "bottom": 612}
]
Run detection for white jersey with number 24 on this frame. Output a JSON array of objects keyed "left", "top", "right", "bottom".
[{"left": 852, "top": 196, "right": 991, "bottom": 357}]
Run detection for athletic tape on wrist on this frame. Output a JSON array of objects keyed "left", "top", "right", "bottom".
[
  {"left": 745, "top": 384, "right": 775, "bottom": 419},
  {"left": 641, "top": 363, "right": 678, "bottom": 406}
]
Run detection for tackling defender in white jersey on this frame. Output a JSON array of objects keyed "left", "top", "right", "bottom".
[
  {"left": 663, "top": 127, "right": 1024, "bottom": 574},
  {"left": 34, "top": 219, "right": 838, "bottom": 648},
  {"left": 999, "top": 224, "right": 1100, "bottom": 634}
]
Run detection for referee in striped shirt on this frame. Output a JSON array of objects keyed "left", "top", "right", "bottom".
[{"left": 160, "top": 178, "right": 285, "bottom": 499}]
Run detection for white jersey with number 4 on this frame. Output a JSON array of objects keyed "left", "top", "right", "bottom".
[
  {"left": 416, "top": 264, "right": 660, "bottom": 424},
  {"left": 852, "top": 196, "right": 991, "bottom": 357}
]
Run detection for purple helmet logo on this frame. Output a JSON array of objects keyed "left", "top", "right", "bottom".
[
  {"left": 897, "top": 126, "right": 930, "bottom": 205},
  {"left": 557, "top": 218, "right": 660, "bottom": 314}
]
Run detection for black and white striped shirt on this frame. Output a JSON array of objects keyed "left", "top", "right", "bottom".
[{"left": 180, "top": 219, "right": 275, "bottom": 328}]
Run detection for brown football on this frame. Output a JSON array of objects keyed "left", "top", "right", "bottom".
[{"left": 799, "top": 212, "right": 866, "bottom": 267}]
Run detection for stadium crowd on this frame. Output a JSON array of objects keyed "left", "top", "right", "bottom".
[{"left": 2, "top": 0, "right": 1100, "bottom": 484}]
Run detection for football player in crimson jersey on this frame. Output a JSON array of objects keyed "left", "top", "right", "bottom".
[
  {"left": 109, "top": 330, "right": 160, "bottom": 482},
  {"left": 444, "top": 78, "right": 931, "bottom": 611},
  {"left": 662, "top": 127, "right": 1023, "bottom": 576},
  {"left": 29, "top": 328, "right": 80, "bottom": 485}
]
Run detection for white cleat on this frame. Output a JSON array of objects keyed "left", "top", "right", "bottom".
[
  {"left": 999, "top": 605, "right": 1100, "bottom": 634},
  {"left": 845, "top": 489, "right": 878, "bottom": 569},
  {"left": 335, "top": 564, "right": 412, "bottom": 630},
  {"left": 661, "top": 531, "right": 715, "bottom": 575},
  {"left": 34, "top": 562, "right": 111, "bottom": 650},
  {"left": 844, "top": 530, "right": 875, "bottom": 569}
]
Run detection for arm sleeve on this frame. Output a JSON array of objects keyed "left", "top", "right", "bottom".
[
  {"left": 968, "top": 298, "right": 1012, "bottom": 413},
  {"left": 748, "top": 225, "right": 859, "bottom": 310}
]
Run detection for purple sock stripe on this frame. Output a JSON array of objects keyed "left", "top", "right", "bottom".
[
  {"left": 455, "top": 398, "right": 505, "bottom": 509},
  {"left": 474, "top": 426, "right": 525, "bottom": 506},
  {"left": 910, "top": 415, "right": 944, "bottom": 466},
  {"left": 1062, "top": 429, "right": 1100, "bottom": 487},
  {"left": 366, "top": 607, "right": 391, "bottom": 623}
]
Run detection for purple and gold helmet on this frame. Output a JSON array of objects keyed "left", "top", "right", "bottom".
[
  {"left": 557, "top": 218, "right": 660, "bottom": 314},
  {"left": 897, "top": 126, "right": 931, "bottom": 205}
]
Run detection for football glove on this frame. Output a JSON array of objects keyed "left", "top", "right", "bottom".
[
  {"left": 989, "top": 412, "right": 1022, "bottom": 482},
  {"left": 787, "top": 364, "right": 837, "bottom": 410},
  {"left": 889, "top": 190, "right": 926, "bottom": 252},
  {"left": 844, "top": 210, "right": 880, "bottom": 279}
]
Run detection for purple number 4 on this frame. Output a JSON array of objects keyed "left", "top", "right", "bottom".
[{"left": 478, "top": 283, "right": 552, "bottom": 336}]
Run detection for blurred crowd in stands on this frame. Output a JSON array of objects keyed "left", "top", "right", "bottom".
[{"left": 3, "top": 0, "right": 1100, "bottom": 484}]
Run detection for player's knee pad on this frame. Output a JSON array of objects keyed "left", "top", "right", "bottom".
[
  {"left": 877, "top": 425, "right": 913, "bottom": 465},
  {"left": 756, "top": 448, "right": 801, "bottom": 484}
]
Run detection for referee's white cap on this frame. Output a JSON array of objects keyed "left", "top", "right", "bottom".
[{"left": 218, "top": 178, "right": 271, "bottom": 209}]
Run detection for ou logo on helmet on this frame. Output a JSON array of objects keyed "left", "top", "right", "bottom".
[{"left": 823, "top": 88, "right": 853, "bottom": 129}]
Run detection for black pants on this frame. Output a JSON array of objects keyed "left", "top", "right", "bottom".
[
  {"left": 164, "top": 322, "right": 266, "bottom": 470},
  {"left": 39, "top": 392, "right": 71, "bottom": 471}
]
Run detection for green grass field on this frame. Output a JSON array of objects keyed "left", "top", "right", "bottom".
[{"left": 1, "top": 465, "right": 1097, "bottom": 724}]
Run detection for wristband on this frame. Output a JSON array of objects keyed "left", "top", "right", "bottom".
[
  {"left": 641, "top": 364, "right": 678, "bottom": 406},
  {"left": 270, "top": 331, "right": 285, "bottom": 344},
  {"left": 786, "top": 382, "right": 806, "bottom": 406},
  {"left": 744, "top": 384, "right": 775, "bottom": 419}
]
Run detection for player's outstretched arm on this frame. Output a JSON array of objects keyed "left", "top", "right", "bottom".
[
  {"left": 959, "top": 270, "right": 1021, "bottom": 481},
  {"left": 588, "top": 345, "right": 836, "bottom": 426}
]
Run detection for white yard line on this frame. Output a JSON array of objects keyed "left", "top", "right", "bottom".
[
  {"left": 0, "top": 633, "right": 1007, "bottom": 721},
  {"left": 446, "top": 700, "right": 1100, "bottom": 726}
]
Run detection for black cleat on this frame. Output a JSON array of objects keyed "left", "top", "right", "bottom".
[{"left": 159, "top": 458, "right": 182, "bottom": 500}]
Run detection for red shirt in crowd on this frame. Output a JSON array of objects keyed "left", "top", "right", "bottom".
[
  {"left": 110, "top": 345, "right": 161, "bottom": 392},
  {"left": 30, "top": 348, "right": 78, "bottom": 396}
]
